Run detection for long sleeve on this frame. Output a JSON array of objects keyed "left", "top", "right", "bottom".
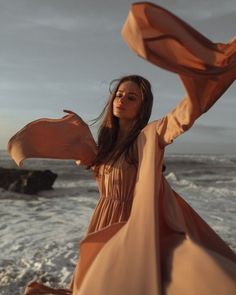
[
  {"left": 122, "top": 2, "right": 236, "bottom": 147},
  {"left": 8, "top": 111, "right": 97, "bottom": 166}
]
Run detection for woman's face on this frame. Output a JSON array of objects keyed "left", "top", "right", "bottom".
[{"left": 113, "top": 81, "right": 142, "bottom": 122}]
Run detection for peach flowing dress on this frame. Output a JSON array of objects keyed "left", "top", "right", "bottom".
[{"left": 8, "top": 2, "right": 236, "bottom": 295}]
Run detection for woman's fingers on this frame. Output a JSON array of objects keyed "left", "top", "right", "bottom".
[
  {"left": 63, "top": 109, "right": 76, "bottom": 115},
  {"left": 63, "top": 109, "right": 81, "bottom": 119},
  {"left": 63, "top": 109, "right": 88, "bottom": 126}
]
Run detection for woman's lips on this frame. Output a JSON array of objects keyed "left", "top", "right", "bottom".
[
  {"left": 115, "top": 106, "right": 124, "bottom": 111},
  {"left": 114, "top": 105, "right": 125, "bottom": 111}
]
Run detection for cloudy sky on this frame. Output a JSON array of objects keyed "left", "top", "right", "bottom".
[{"left": 0, "top": 0, "right": 235, "bottom": 153}]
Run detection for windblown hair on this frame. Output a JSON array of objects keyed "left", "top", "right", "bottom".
[{"left": 91, "top": 75, "right": 153, "bottom": 169}]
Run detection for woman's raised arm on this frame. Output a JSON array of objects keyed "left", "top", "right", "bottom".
[
  {"left": 155, "top": 70, "right": 235, "bottom": 147},
  {"left": 122, "top": 2, "right": 236, "bottom": 147}
]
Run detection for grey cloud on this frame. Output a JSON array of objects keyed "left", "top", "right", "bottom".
[
  {"left": 193, "top": 124, "right": 235, "bottom": 134},
  {"left": 157, "top": 0, "right": 236, "bottom": 20},
  {"left": 1, "top": 0, "right": 122, "bottom": 33},
  {"left": 9, "top": 13, "right": 121, "bottom": 33}
]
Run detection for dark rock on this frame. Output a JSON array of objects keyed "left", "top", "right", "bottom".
[{"left": 0, "top": 167, "right": 57, "bottom": 194}]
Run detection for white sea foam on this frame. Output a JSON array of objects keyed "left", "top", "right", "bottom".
[
  {"left": 165, "top": 172, "right": 179, "bottom": 181},
  {"left": 205, "top": 186, "right": 236, "bottom": 197},
  {"left": 0, "top": 192, "right": 96, "bottom": 294}
]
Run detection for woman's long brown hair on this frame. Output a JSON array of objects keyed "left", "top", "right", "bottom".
[{"left": 91, "top": 75, "right": 153, "bottom": 170}]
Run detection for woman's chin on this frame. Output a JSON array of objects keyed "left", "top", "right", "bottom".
[{"left": 113, "top": 111, "right": 122, "bottom": 118}]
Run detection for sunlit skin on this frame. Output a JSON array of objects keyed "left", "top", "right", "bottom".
[{"left": 113, "top": 81, "right": 142, "bottom": 142}]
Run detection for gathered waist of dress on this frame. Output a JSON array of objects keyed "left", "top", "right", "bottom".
[{"left": 99, "top": 195, "right": 133, "bottom": 203}]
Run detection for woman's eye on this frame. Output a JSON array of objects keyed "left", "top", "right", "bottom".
[
  {"left": 116, "top": 93, "right": 123, "bottom": 97},
  {"left": 128, "top": 96, "right": 136, "bottom": 101}
]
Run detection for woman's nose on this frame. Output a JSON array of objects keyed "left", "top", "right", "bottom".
[{"left": 118, "top": 94, "right": 126, "bottom": 103}]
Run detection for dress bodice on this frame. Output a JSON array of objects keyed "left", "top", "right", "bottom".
[
  {"left": 96, "top": 156, "right": 137, "bottom": 202},
  {"left": 86, "top": 153, "right": 138, "bottom": 234}
]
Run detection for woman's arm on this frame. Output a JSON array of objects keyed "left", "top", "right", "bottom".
[
  {"left": 156, "top": 71, "right": 235, "bottom": 147},
  {"left": 122, "top": 2, "right": 236, "bottom": 147}
]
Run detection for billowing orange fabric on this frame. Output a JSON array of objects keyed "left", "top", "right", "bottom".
[
  {"left": 8, "top": 2, "right": 236, "bottom": 295},
  {"left": 121, "top": 2, "right": 236, "bottom": 147},
  {"left": 8, "top": 110, "right": 97, "bottom": 167}
]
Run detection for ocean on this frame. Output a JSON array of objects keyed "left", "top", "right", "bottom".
[{"left": 0, "top": 150, "right": 235, "bottom": 294}]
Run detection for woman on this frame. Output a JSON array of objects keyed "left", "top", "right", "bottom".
[
  {"left": 82, "top": 75, "right": 153, "bottom": 234},
  {"left": 8, "top": 2, "right": 236, "bottom": 295}
]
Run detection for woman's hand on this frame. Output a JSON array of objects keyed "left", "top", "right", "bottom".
[
  {"left": 63, "top": 109, "right": 97, "bottom": 166},
  {"left": 63, "top": 109, "right": 87, "bottom": 125}
]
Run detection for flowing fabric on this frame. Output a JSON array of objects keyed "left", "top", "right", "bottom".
[
  {"left": 8, "top": 110, "right": 97, "bottom": 167},
  {"left": 8, "top": 2, "right": 236, "bottom": 295}
]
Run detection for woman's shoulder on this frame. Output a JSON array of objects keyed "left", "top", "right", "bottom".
[
  {"left": 139, "top": 119, "right": 161, "bottom": 135},
  {"left": 134, "top": 120, "right": 164, "bottom": 161},
  {"left": 136, "top": 119, "right": 163, "bottom": 146}
]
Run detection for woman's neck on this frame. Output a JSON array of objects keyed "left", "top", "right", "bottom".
[{"left": 117, "top": 120, "right": 132, "bottom": 143}]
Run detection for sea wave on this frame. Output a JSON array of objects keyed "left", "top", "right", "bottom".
[{"left": 1, "top": 152, "right": 235, "bottom": 294}]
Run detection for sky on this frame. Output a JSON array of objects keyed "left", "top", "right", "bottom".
[{"left": 0, "top": 0, "right": 235, "bottom": 154}]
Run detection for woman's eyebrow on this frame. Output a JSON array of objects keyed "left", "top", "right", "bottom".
[{"left": 117, "top": 90, "right": 139, "bottom": 96}]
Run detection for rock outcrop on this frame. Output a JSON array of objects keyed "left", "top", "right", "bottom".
[{"left": 0, "top": 167, "right": 57, "bottom": 194}]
